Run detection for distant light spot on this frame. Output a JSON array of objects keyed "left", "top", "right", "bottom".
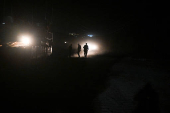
[{"left": 88, "top": 35, "right": 93, "bottom": 37}]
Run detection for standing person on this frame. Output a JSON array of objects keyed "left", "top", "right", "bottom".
[
  {"left": 78, "top": 44, "right": 81, "bottom": 58},
  {"left": 83, "top": 43, "right": 89, "bottom": 57},
  {"left": 68, "top": 44, "right": 72, "bottom": 58}
]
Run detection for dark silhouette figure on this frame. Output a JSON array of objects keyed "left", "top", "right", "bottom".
[
  {"left": 68, "top": 44, "right": 72, "bottom": 58},
  {"left": 78, "top": 44, "right": 81, "bottom": 58},
  {"left": 132, "top": 83, "right": 160, "bottom": 113},
  {"left": 83, "top": 43, "right": 89, "bottom": 57}
]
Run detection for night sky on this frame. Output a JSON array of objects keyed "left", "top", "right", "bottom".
[{"left": 0, "top": 0, "right": 169, "bottom": 58}]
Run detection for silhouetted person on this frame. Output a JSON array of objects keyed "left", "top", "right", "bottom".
[
  {"left": 132, "top": 83, "right": 160, "bottom": 113},
  {"left": 78, "top": 44, "right": 81, "bottom": 58},
  {"left": 68, "top": 44, "right": 72, "bottom": 58},
  {"left": 83, "top": 43, "right": 89, "bottom": 57}
]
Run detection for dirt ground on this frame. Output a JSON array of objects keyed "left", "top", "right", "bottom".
[
  {"left": 0, "top": 47, "right": 118, "bottom": 113},
  {"left": 0, "top": 47, "right": 169, "bottom": 113}
]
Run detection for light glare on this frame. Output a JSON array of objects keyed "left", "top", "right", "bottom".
[
  {"left": 21, "top": 36, "right": 31, "bottom": 45},
  {"left": 87, "top": 43, "right": 98, "bottom": 50},
  {"left": 91, "top": 45, "right": 98, "bottom": 50}
]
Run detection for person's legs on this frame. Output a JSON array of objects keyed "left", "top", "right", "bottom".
[
  {"left": 85, "top": 51, "right": 87, "bottom": 57},
  {"left": 78, "top": 51, "right": 80, "bottom": 57}
]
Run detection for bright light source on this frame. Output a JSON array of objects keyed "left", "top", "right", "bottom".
[
  {"left": 91, "top": 45, "right": 98, "bottom": 50},
  {"left": 65, "top": 42, "right": 67, "bottom": 43},
  {"left": 2, "top": 23, "right": 5, "bottom": 25},
  {"left": 86, "top": 43, "right": 98, "bottom": 50},
  {"left": 21, "top": 36, "right": 31, "bottom": 46},
  {"left": 88, "top": 35, "right": 93, "bottom": 37}
]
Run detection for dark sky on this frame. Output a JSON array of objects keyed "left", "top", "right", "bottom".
[
  {"left": 1, "top": 0, "right": 169, "bottom": 56},
  {"left": 1, "top": 0, "right": 168, "bottom": 32},
  {"left": 2, "top": 0, "right": 167, "bottom": 33}
]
